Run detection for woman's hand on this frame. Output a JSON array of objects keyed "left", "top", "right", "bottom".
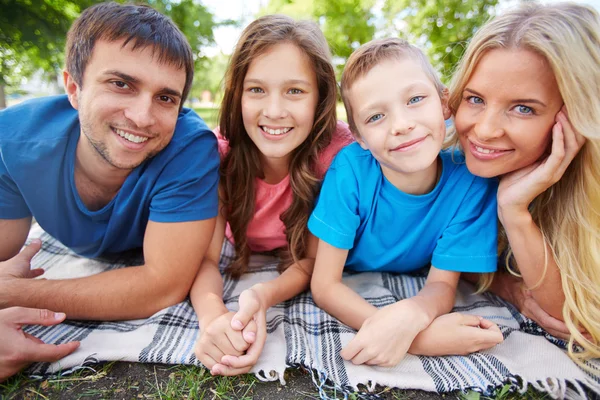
[{"left": 497, "top": 107, "right": 586, "bottom": 222}]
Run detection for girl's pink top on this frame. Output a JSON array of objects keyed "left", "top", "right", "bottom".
[{"left": 217, "top": 121, "right": 354, "bottom": 252}]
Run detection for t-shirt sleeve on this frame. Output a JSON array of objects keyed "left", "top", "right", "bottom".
[
  {"left": 149, "top": 125, "right": 220, "bottom": 223},
  {"left": 308, "top": 150, "right": 360, "bottom": 249},
  {"left": 432, "top": 177, "right": 498, "bottom": 273},
  {"left": 0, "top": 155, "right": 31, "bottom": 219}
]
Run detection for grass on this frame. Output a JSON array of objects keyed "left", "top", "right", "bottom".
[{"left": 0, "top": 362, "right": 554, "bottom": 400}]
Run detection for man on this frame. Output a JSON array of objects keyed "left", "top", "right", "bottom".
[{"left": 0, "top": 2, "right": 219, "bottom": 321}]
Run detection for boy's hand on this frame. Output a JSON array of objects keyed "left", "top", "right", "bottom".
[
  {"left": 194, "top": 310, "right": 252, "bottom": 371},
  {"left": 410, "top": 313, "right": 504, "bottom": 356},
  {"left": 212, "top": 287, "right": 267, "bottom": 376},
  {"left": 341, "top": 300, "right": 426, "bottom": 367},
  {"left": 0, "top": 240, "right": 45, "bottom": 280}
]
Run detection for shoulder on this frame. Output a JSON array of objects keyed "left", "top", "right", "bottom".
[
  {"left": 0, "top": 95, "right": 77, "bottom": 142},
  {"left": 316, "top": 121, "right": 355, "bottom": 176}
]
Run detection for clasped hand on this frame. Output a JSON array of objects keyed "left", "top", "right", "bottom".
[{"left": 195, "top": 287, "right": 267, "bottom": 376}]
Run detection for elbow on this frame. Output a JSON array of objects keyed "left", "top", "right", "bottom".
[{"left": 310, "top": 277, "right": 328, "bottom": 308}]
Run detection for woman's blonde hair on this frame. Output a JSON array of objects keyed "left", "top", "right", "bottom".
[
  {"left": 448, "top": 2, "right": 600, "bottom": 363},
  {"left": 219, "top": 15, "right": 337, "bottom": 277}
]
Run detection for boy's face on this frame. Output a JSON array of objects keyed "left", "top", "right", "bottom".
[{"left": 348, "top": 58, "right": 451, "bottom": 191}]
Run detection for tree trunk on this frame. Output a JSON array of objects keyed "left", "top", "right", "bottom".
[{"left": 0, "top": 84, "right": 6, "bottom": 109}]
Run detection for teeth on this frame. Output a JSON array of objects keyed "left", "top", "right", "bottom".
[
  {"left": 115, "top": 128, "right": 148, "bottom": 144},
  {"left": 475, "top": 145, "right": 498, "bottom": 154},
  {"left": 262, "top": 126, "right": 292, "bottom": 136}
]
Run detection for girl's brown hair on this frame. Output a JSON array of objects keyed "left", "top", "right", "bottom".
[{"left": 219, "top": 14, "right": 338, "bottom": 277}]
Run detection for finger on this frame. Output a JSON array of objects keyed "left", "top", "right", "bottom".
[
  {"left": 23, "top": 341, "right": 80, "bottom": 363},
  {"left": 11, "top": 308, "right": 67, "bottom": 328},
  {"left": 26, "top": 268, "right": 45, "bottom": 279},
  {"left": 459, "top": 314, "right": 485, "bottom": 327},
  {"left": 349, "top": 348, "right": 374, "bottom": 365},
  {"left": 242, "top": 318, "right": 257, "bottom": 344},
  {"left": 211, "top": 363, "right": 252, "bottom": 376},
  {"left": 221, "top": 312, "right": 266, "bottom": 369},
  {"left": 340, "top": 337, "right": 362, "bottom": 361},
  {"left": 225, "top": 328, "right": 251, "bottom": 353},
  {"left": 203, "top": 346, "right": 226, "bottom": 367},
  {"left": 524, "top": 298, "right": 571, "bottom": 336},
  {"left": 18, "top": 240, "right": 42, "bottom": 263},
  {"left": 198, "top": 353, "right": 219, "bottom": 370},
  {"left": 24, "top": 332, "right": 45, "bottom": 344},
  {"left": 478, "top": 318, "right": 501, "bottom": 332},
  {"left": 232, "top": 292, "right": 261, "bottom": 331}
]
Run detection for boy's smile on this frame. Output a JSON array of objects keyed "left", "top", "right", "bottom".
[{"left": 347, "top": 58, "right": 451, "bottom": 194}]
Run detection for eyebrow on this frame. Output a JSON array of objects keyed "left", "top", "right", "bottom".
[
  {"left": 103, "top": 70, "right": 183, "bottom": 99},
  {"left": 243, "top": 78, "right": 313, "bottom": 86},
  {"left": 464, "top": 88, "right": 547, "bottom": 107}
]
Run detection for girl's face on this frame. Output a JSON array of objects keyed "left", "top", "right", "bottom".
[
  {"left": 454, "top": 48, "right": 563, "bottom": 178},
  {"left": 241, "top": 42, "right": 319, "bottom": 169}
]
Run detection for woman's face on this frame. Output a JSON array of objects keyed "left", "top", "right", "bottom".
[{"left": 454, "top": 48, "right": 563, "bottom": 178}]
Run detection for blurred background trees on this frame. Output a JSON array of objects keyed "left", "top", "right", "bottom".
[{"left": 0, "top": 0, "right": 502, "bottom": 110}]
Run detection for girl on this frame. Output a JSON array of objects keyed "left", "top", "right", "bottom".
[
  {"left": 438, "top": 1, "right": 599, "bottom": 363},
  {"left": 190, "top": 14, "right": 353, "bottom": 376}
]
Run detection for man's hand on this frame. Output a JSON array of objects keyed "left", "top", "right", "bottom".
[
  {"left": 215, "top": 287, "right": 267, "bottom": 376},
  {"left": 194, "top": 310, "right": 251, "bottom": 372},
  {"left": 410, "top": 313, "right": 504, "bottom": 356},
  {"left": 0, "top": 239, "right": 44, "bottom": 280},
  {"left": 0, "top": 307, "right": 80, "bottom": 382},
  {"left": 341, "top": 300, "right": 426, "bottom": 367}
]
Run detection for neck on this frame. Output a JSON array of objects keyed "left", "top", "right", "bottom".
[
  {"left": 74, "top": 137, "right": 130, "bottom": 210},
  {"left": 383, "top": 157, "right": 440, "bottom": 195},
  {"left": 260, "top": 154, "right": 290, "bottom": 184}
]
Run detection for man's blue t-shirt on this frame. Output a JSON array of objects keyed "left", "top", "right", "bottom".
[
  {"left": 308, "top": 143, "right": 498, "bottom": 273},
  {"left": 0, "top": 95, "right": 219, "bottom": 258}
]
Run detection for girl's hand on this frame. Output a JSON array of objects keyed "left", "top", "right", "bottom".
[
  {"left": 497, "top": 107, "right": 586, "bottom": 220},
  {"left": 409, "top": 313, "right": 503, "bottom": 356},
  {"left": 340, "top": 300, "right": 425, "bottom": 367},
  {"left": 212, "top": 287, "right": 267, "bottom": 376},
  {"left": 194, "top": 311, "right": 251, "bottom": 372}
]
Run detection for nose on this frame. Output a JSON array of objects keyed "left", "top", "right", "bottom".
[
  {"left": 473, "top": 109, "right": 504, "bottom": 141},
  {"left": 262, "top": 94, "right": 288, "bottom": 119},
  {"left": 390, "top": 113, "right": 415, "bottom": 136},
  {"left": 123, "top": 96, "right": 156, "bottom": 128}
]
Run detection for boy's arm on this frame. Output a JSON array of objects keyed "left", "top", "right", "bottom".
[
  {"left": 340, "top": 266, "right": 459, "bottom": 366},
  {"left": 310, "top": 239, "right": 377, "bottom": 330},
  {"left": 0, "top": 218, "right": 215, "bottom": 320}
]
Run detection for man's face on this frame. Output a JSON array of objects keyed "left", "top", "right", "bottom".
[{"left": 64, "top": 39, "right": 186, "bottom": 171}]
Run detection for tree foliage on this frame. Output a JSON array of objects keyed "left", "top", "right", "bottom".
[
  {"left": 382, "top": 0, "right": 499, "bottom": 83},
  {"left": 260, "top": 0, "right": 376, "bottom": 76}
]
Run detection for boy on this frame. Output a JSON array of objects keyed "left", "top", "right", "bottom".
[{"left": 308, "top": 38, "right": 502, "bottom": 367}]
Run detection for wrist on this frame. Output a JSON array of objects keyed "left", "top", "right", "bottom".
[
  {"left": 392, "top": 299, "right": 431, "bottom": 331},
  {"left": 249, "top": 283, "right": 269, "bottom": 310},
  {"left": 197, "top": 294, "right": 228, "bottom": 330},
  {"left": 497, "top": 203, "right": 532, "bottom": 228}
]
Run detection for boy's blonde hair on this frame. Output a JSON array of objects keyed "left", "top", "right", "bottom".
[
  {"left": 449, "top": 2, "right": 600, "bottom": 364},
  {"left": 341, "top": 38, "right": 445, "bottom": 137}
]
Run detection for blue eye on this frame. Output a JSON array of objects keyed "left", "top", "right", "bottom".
[
  {"left": 408, "top": 96, "right": 424, "bottom": 104},
  {"left": 515, "top": 105, "right": 534, "bottom": 115},
  {"left": 367, "top": 114, "right": 383, "bottom": 123},
  {"left": 466, "top": 95, "right": 484, "bottom": 104}
]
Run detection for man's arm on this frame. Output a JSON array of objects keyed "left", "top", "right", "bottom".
[
  {"left": 0, "top": 217, "right": 31, "bottom": 261},
  {"left": 0, "top": 218, "right": 216, "bottom": 320}
]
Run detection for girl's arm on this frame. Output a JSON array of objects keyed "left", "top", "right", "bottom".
[
  {"left": 190, "top": 208, "right": 251, "bottom": 371},
  {"left": 497, "top": 110, "right": 585, "bottom": 320},
  {"left": 310, "top": 239, "right": 378, "bottom": 330}
]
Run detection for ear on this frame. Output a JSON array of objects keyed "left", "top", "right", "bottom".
[
  {"left": 440, "top": 87, "right": 452, "bottom": 120},
  {"left": 63, "top": 70, "right": 80, "bottom": 110}
]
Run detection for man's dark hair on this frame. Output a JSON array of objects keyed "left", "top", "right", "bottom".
[{"left": 66, "top": 2, "right": 194, "bottom": 104}]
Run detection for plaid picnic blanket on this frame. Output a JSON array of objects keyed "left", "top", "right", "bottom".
[{"left": 24, "top": 225, "right": 600, "bottom": 399}]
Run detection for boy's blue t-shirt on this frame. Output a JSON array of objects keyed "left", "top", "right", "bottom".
[
  {"left": 308, "top": 143, "right": 498, "bottom": 273},
  {"left": 0, "top": 95, "right": 219, "bottom": 258}
]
